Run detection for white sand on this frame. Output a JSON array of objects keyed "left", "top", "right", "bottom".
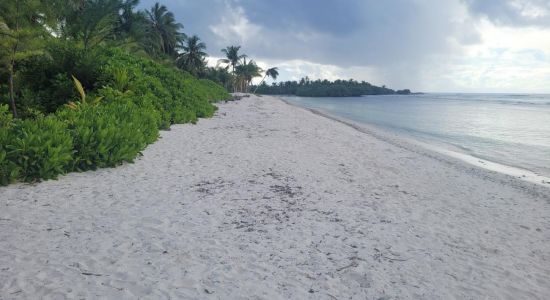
[{"left": 1, "top": 95, "right": 549, "bottom": 299}]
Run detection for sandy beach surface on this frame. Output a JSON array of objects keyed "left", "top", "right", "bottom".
[{"left": 1, "top": 95, "right": 549, "bottom": 299}]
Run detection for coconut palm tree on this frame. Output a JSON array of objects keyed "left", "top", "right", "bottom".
[
  {"left": 235, "top": 57, "right": 261, "bottom": 93},
  {"left": 253, "top": 67, "right": 279, "bottom": 93},
  {"left": 204, "top": 66, "right": 232, "bottom": 90},
  {"left": 59, "top": 0, "right": 125, "bottom": 50},
  {"left": 144, "top": 2, "right": 185, "bottom": 57},
  {"left": 176, "top": 35, "right": 207, "bottom": 75},
  {"left": 115, "top": 0, "right": 143, "bottom": 39},
  {"left": 219, "top": 45, "right": 246, "bottom": 74}
]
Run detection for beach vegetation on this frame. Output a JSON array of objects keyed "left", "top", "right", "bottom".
[
  {"left": 219, "top": 45, "right": 246, "bottom": 74},
  {"left": 177, "top": 35, "right": 207, "bottom": 76},
  {"left": 5, "top": 115, "right": 73, "bottom": 182},
  {"left": 213, "top": 45, "right": 267, "bottom": 93},
  {"left": 234, "top": 57, "right": 262, "bottom": 93},
  {"left": 254, "top": 67, "right": 279, "bottom": 94},
  {"left": 0, "top": 0, "right": 233, "bottom": 185},
  {"left": 57, "top": 94, "right": 160, "bottom": 171},
  {"left": 253, "top": 78, "right": 411, "bottom": 97},
  {"left": 0, "top": 105, "right": 19, "bottom": 185},
  {"left": 143, "top": 2, "right": 186, "bottom": 59}
]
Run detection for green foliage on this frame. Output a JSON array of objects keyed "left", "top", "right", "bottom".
[
  {"left": 58, "top": 90, "right": 159, "bottom": 171},
  {"left": 1, "top": 44, "right": 230, "bottom": 185},
  {"left": 60, "top": 0, "right": 122, "bottom": 49},
  {"left": 0, "top": 104, "right": 13, "bottom": 128},
  {"left": 220, "top": 45, "right": 246, "bottom": 73},
  {"left": 203, "top": 66, "right": 232, "bottom": 90},
  {"left": 197, "top": 79, "right": 233, "bottom": 103},
  {"left": 143, "top": 2, "right": 186, "bottom": 58},
  {"left": 97, "top": 47, "right": 229, "bottom": 125},
  {"left": 0, "top": 0, "right": 49, "bottom": 117},
  {"left": 0, "top": 0, "right": 236, "bottom": 185},
  {"left": 0, "top": 130, "right": 20, "bottom": 186},
  {"left": 176, "top": 35, "right": 207, "bottom": 76},
  {"left": 0, "top": 105, "right": 19, "bottom": 185},
  {"left": 254, "top": 78, "right": 410, "bottom": 97},
  {"left": 15, "top": 41, "right": 104, "bottom": 113},
  {"left": 15, "top": 42, "right": 230, "bottom": 117},
  {"left": 253, "top": 67, "right": 279, "bottom": 94},
  {"left": 234, "top": 58, "right": 262, "bottom": 93},
  {"left": 65, "top": 75, "right": 104, "bottom": 109},
  {"left": 5, "top": 115, "right": 73, "bottom": 182}
]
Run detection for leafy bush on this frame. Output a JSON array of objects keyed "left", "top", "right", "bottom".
[
  {"left": 0, "top": 43, "right": 231, "bottom": 185},
  {"left": 0, "top": 105, "right": 19, "bottom": 185},
  {"left": 197, "top": 79, "right": 232, "bottom": 103},
  {"left": 0, "top": 130, "right": 19, "bottom": 186},
  {"left": 97, "top": 48, "right": 230, "bottom": 125},
  {"left": 0, "top": 104, "right": 13, "bottom": 128},
  {"left": 5, "top": 115, "right": 73, "bottom": 182},
  {"left": 58, "top": 90, "right": 160, "bottom": 171},
  {"left": 16, "top": 41, "right": 103, "bottom": 113},
  {"left": 15, "top": 43, "right": 231, "bottom": 121}
]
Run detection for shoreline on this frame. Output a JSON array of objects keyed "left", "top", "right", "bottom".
[
  {"left": 279, "top": 96, "right": 550, "bottom": 189},
  {"left": 1, "top": 95, "right": 549, "bottom": 299}
]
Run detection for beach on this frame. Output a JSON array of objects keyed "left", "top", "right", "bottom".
[{"left": 1, "top": 94, "right": 549, "bottom": 298}]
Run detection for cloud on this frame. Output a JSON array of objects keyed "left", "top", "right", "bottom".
[
  {"left": 463, "top": 0, "right": 550, "bottom": 27},
  {"left": 140, "top": 0, "right": 550, "bottom": 92},
  {"left": 141, "top": 0, "right": 477, "bottom": 65},
  {"left": 209, "top": 0, "right": 479, "bottom": 67},
  {"left": 209, "top": 5, "right": 261, "bottom": 45}
]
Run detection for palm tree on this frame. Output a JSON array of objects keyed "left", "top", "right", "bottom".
[
  {"left": 176, "top": 35, "right": 207, "bottom": 75},
  {"left": 144, "top": 2, "right": 185, "bottom": 57},
  {"left": 219, "top": 45, "right": 246, "bottom": 74},
  {"left": 60, "top": 0, "right": 123, "bottom": 50},
  {"left": 204, "top": 66, "right": 231, "bottom": 89},
  {"left": 115, "top": 0, "right": 142, "bottom": 39},
  {"left": 253, "top": 67, "right": 278, "bottom": 93},
  {"left": 235, "top": 57, "right": 261, "bottom": 93}
]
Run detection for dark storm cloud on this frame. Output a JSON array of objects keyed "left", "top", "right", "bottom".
[
  {"left": 463, "top": 0, "right": 550, "bottom": 27},
  {"left": 238, "top": 0, "right": 364, "bottom": 36},
  {"left": 140, "top": 0, "right": 478, "bottom": 67},
  {"left": 138, "top": 0, "right": 550, "bottom": 92}
]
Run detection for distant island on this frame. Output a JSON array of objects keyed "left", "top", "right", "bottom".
[{"left": 253, "top": 77, "right": 411, "bottom": 97}]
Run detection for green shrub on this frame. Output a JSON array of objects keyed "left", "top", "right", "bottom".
[
  {"left": 13, "top": 42, "right": 231, "bottom": 119},
  {"left": 1, "top": 44, "right": 231, "bottom": 185},
  {"left": 97, "top": 48, "right": 229, "bottom": 125},
  {"left": 198, "top": 79, "right": 233, "bottom": 103},
  {"left": 0, "top": 104, "right": 13, "bottom": 128},
  {"left": 0, "top": 130, "right": 20, "bottom": 186},
  {"left": 0, "top": 105, "right": 19, "bottom": 186},
  {"left": 16, "top": 41, "right": 103, "bottom": 113},
  {"left": 6, "top": 116, "right": 73, "bottom": 182},
  {"left": 58, "top": 90, "right": 160, "bottom": 171}
]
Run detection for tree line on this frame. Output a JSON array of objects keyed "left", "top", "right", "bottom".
[
  {"left": 0, "top": 0, "right": 234, "bottom": 185},
  {"left": 253, "top": 77, "right": 411, "bottom": 97},
  {"left": 0, "top": 0, "right": 276, "bottom": 117}
]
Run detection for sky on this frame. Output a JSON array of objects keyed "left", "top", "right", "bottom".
[{"left": 140, "top": 0, "right": 550, "bottom": 93}]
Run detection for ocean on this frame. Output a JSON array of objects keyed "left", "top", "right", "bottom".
[{"left": 282, "top": 93, "right": 550, "bottom": 181}]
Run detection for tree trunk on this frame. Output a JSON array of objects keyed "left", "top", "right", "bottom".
[
  {"left": 253, "top": 74, "right": 268, "bottom": 94},
  {"left": 231, "top": 65, "right": 236, "bottom": 93},
  {"left": 8, "top": 68, "right": 17, "bottom": 118},
  {"left": 9, "top": 0, "right": 20, "bottom": 118}
]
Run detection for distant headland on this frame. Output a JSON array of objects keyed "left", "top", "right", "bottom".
[{"left": 253, "top": 77, "right": 411, "bottom": 97}]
